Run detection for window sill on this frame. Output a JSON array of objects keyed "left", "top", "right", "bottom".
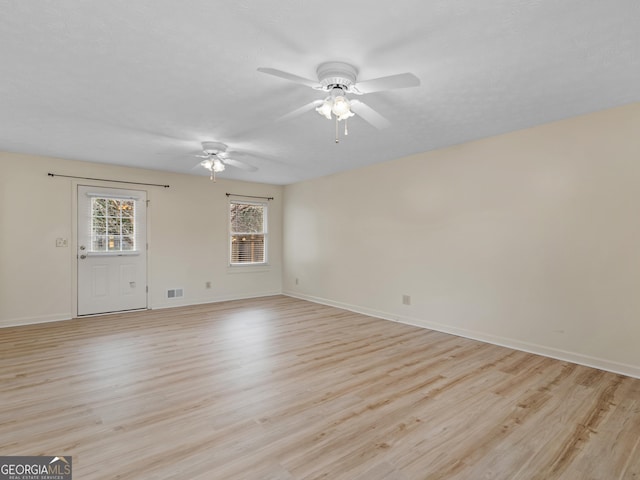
[{"left": 227, "top": 264, "right": 271, "bottom": 274}]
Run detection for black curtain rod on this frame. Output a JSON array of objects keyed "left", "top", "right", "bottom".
[
  {"left": 48, "top": 173, "right": 170, "bottom": 188},
  {"left": 226, "top": 193, "right": 274, "bottom": 200}
]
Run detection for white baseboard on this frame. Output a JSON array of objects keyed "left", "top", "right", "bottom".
[
  {"left": 284, "top": 291, "right": 640, "bottom": 380},
  {"left": 0, "top": 313, "right": 73, "bottom": 328},
  {"left": 0, "top": 292, "right": 283, "bottom": 327},
  {"left": 151, "top": 290, "right": 282, "bottom": 310}
]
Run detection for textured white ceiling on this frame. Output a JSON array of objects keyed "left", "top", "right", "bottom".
[{"left": 1, "top": 1, "right": 639, "bottom": 185}]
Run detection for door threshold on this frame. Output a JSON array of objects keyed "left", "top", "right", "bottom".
[{"left": 76, "top": 307, "right": 149, "bottom": 318}]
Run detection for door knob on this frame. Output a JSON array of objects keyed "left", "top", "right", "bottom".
[{"left": 79, "top": 254, "right": 87, "bottom": 260}]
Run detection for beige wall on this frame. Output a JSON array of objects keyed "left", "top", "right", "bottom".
[
  {"left": 0, "top": 152, "right": 283, "bottom": 327},
  {"left": 283, "top": 103, "right": 640, "bottom": 378}
]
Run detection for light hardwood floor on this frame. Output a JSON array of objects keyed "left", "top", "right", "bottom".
[{"left": 1, "top": 296, "right": 639, "bottom": 479}]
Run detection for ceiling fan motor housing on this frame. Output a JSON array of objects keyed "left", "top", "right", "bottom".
[
  {"left": 316, "top": 61, "right": 358, "bottom": 92},
  {"left": 201, "top": 141, "right": 227, "bottom": 155}
]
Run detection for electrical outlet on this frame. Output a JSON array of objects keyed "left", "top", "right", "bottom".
[
  {"left": 295, "top": 278, "right": 299, "bottom": 285},
  {"left": 55, "top": 238, "right": 68, "bottom": 247},
  {"left": 205, "top": 281, "right": 212, "bottom": 289},
  {"left": 402, "top": 294, "right": 411, "bottom": 305}
]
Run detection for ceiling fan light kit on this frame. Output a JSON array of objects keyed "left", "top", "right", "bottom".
[
  {"left": 315, "top": 85, "right": 355, "bottom": 141},
  {"left": 316, "top": 89, "right": 355, "bottom": 143},
  {"left": 331, "top": 95, "right": 352, "bottom": 118},
  {"left": 315, "top": 63, "right": 357, "bottom": 142},
  {"left": 200, "top": 158, "right": 225, "bottom": 182}
]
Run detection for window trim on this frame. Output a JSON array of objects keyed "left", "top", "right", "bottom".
[{"left": 228, "top": 199, "right": 268, "bottom": 267}]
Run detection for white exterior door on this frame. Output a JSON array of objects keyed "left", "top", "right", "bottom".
[{"left": 77, "top": 185, "right": 147, "bottom": 315}]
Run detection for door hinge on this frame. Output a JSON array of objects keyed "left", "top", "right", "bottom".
[
  {"left": 146, "top": 200, "right": 150, "bottom": 207},
  {"left": 146, "top": 286, "right": 148, "bottom": 293},
  {"left": 146, "top": 243, "right": 149, "bottom": 250}
]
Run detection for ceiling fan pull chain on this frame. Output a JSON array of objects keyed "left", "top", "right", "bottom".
[
  {"left": 344, "top": 117, "right": 349, "bottom": 136},
  {"left": 335, "top": 117, "right": 340, "bottom": 143}
]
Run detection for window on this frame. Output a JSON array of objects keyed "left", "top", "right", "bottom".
[
  {"left": 90, "top": 197, "right": 137, "bottom": 252},
  {"left": 229, "top": 200, "right": 267, "bottom": 265}
]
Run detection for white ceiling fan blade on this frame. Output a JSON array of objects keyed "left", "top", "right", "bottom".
[
  {"left": 278, "top": 100, "right": 323, "bottom": 122},
  {"left": 349, "top": 100, "right": 391, "bottom": 129},
  {"left": 354, "top": 72, "right": 420, "bottom": 94},
  {"left": 257, "top": 67, "right": 321, "bottom": 89},
  {"left": 223, "top": 158, "right": 258, "bottom": 172}
]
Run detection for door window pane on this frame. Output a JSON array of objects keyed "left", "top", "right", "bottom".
[{"left": 90, "top": 197, "right": 137, "bottom": 252}]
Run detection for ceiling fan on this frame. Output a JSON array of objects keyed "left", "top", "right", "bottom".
[
  {"left": 195, "top": 141, "right": 258, "bottom": 181},
  {"left": 257, "top": 61, "right": 420, "bottom": 141}
]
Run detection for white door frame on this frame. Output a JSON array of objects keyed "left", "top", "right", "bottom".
[{"left": 71, "top": 180, "right": 150, "bottom": 317}]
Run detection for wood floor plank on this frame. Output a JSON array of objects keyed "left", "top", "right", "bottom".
[{"left": 1, "top": 295, "right": 639, "bottom": 479}]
